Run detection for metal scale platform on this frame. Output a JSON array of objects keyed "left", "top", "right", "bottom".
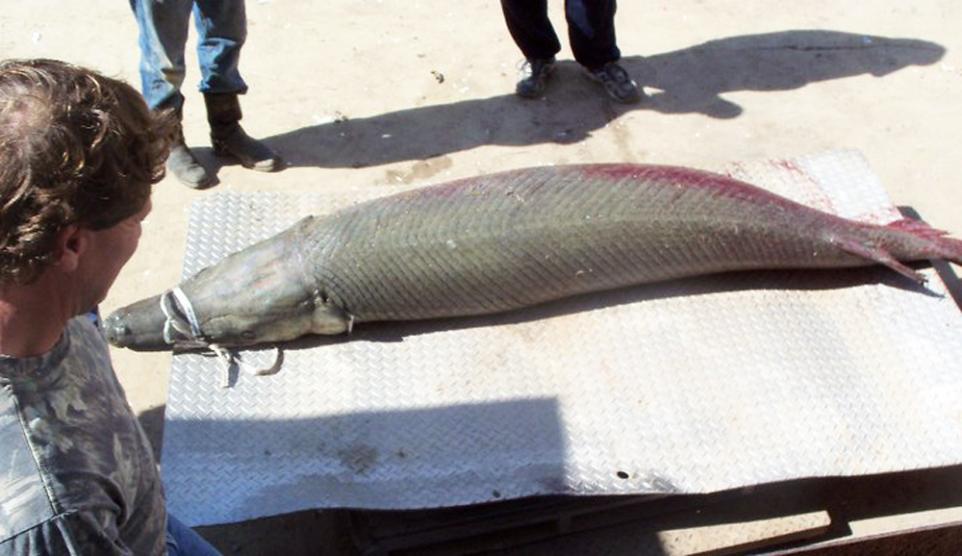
[{"left": 162, "top": 151, "right": 962, "bottom": 553}]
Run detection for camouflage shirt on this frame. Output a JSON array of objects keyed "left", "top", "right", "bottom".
[{"left": 0, "top": 316, "right": 166, "bottom": 555}]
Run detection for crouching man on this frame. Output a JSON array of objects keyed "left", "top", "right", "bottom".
[{"left": 0, "top": 59, "right": 219, "bottom": 555}]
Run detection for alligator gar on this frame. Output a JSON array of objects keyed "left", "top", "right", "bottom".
[{"left": 103, "top": 164, "right": 962, "bottom": 351}]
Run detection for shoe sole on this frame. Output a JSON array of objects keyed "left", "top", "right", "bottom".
[
  {"left": 583, "top": 70, "right": 643, "bottom": 104},
  {"left": 213, "top": 146, "right": 282, "bottom": 172},
  {"left": 166, "top": 161, "right": 213, "bottom": 189},
  {"left": 173, "top": 173, "right": 214, "bottom": 189}
]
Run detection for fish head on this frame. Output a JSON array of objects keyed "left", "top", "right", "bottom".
[
  {"left": 103, "top": 222, "right": 350, "bottom": 350},
  {"left": 168, "top": 275, "right": 351, "bottom": 348}
]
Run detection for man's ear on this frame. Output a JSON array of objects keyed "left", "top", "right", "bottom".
[{"left": 54, "top": 225, "right": 90, "bottom": 273}]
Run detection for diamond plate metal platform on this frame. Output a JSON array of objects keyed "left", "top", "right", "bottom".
[{"left": 161, "top": 150, "right": 962, "bottom": 526}]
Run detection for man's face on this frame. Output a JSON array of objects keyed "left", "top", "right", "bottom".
[{"left": 76, "top": 199, "right": 152, "bottom": 313}]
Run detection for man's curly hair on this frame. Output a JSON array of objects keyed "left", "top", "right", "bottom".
[{"left": 0, "top": 59, "right": 176, "bottom": 285}]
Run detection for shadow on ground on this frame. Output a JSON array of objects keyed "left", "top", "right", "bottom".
[
  {"left": 195, "top": 29, "right": 943, "bottom": 177},
  {"left": 141, "top": 398, "right": 568, "bottom": 555},
  {"left": 137, "top": 407, "right": 349, "bottom": 554}
]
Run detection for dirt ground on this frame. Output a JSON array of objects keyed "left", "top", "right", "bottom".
[{"left": 3, "top": 1, "right": 961, "bottom": 554}]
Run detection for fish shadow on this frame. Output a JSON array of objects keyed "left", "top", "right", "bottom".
[
  {"left": 285, "top": 266, "right": 936, "bottom": 351},
  {"left": 191, "top": 29, "right": 943, "bottom": 175}
]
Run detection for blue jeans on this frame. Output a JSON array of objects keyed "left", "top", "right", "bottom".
[
  {"left": 166, "top": 513, "right": 222, "bottom": 556},
  {"left": 130, "top": 0, "right": 249, "bottom": 110}
]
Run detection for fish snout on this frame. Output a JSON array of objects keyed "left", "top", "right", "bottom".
[
  {"left": 101, "top": 311, "right": 133, "bottom": 347},
  {"left": 100, "top": 294, "right": 170, "bottom": 350}
]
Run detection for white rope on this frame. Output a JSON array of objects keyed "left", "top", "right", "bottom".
[
  {"left": 160, "top": 292, "right": 187, "bottom": 344},
  {"left": 159, "top": 287, "right": 282, "bottom": 387},
  {"left": 171, "top": 287, "right": 202, "bottom": 337},
  {"left": 209, "top": 344, "right": 234, "bottom": 388}
]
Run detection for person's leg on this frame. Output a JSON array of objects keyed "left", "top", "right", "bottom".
[
  {"left": 130, "top": 0, "right": 213, "bottom": 187},
  {"left": 565, "top": 0, "right": 619, "bottom": 69},
  {"left": 500, "top": 0, "right": 562, "bottom": 61},
  {"left": 565, "top": 0, "right": 641, "bottom": 103},
  {"left": 193, "top": 0, "right": 279, "bottom": 172},
  {"left": 129, "top": 0, "right": 193, "bottom": 111},
  {"left": 192, "top": 0, "right": 248, "bottom": 96},
  {"left": 500, "top": 0, "right": 561, "bottom": 98},
  {"left": 166, "top": 513, "right": 222, "bottom": 556}
]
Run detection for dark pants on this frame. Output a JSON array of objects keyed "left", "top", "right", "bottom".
[{"left": 500, "top": 0, "right": 620, "bottom": 69}]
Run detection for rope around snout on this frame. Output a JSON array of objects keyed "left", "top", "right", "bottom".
[{"left": 159, "top": 287, "right": 281, "bottom": 387}]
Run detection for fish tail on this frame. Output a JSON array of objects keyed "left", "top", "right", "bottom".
[
  {"left": 834, "top": 218, "right": 961, "bottom": 284},
  {"left": 884, "top": 218, "right": 962, "bottom": 265}
]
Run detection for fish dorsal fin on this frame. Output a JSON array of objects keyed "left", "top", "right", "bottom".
[{"left": 885, "top": 218, "right": 950, "bottom": 240}]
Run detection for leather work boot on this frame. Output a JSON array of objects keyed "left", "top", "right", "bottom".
[
  {"left": 204, "top": 93, "right": 281, "bottom": 172},
  {"left": 166, "top": 120, "right": 213, "bottom": 189}
]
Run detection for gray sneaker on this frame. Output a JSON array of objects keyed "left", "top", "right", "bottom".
[
  {"left": 516, "top": 58, "right": 555, "bottom": 99},
  {"left": 166, "top": 141, "right": 213, "bottom": 189},
  {"left": 585, "top": 62, "right": 642, "bottom": 104}
]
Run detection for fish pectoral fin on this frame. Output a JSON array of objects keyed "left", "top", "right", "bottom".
[
  {"left": 836, "top": 238, "right": 926, "bottom": 284},
  {"left": 311, "top": 300, "right": 351, "bottom": 335}
]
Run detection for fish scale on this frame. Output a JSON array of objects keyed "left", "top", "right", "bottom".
[
  {"left": 103, "top": 163, "right": 962, "bottom": 350},
  {"left": 305, "top": 166, "right": 850, "bottom": 322}
]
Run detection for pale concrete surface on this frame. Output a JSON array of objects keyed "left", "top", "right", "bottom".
[{"left": 3, "top": 1, "right": 960, "bottom": 553}]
